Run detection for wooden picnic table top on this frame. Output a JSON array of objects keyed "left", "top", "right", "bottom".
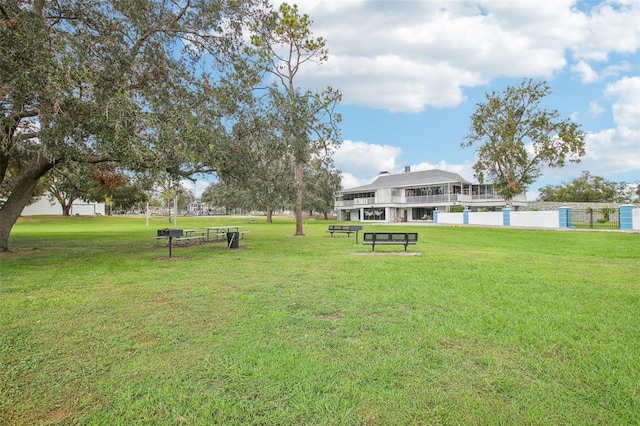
[{"left": 204, "top": 226, "right": 243, "bottom": 231}]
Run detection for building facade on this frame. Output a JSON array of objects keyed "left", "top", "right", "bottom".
[
  {"left": 21, "top": 195, "right": 105, "bottom": 216},
  {"left": 334, "top": 168, "right": 526, "bottom": 223}
]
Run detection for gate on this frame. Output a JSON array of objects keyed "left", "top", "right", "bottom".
[{"left": 572, "top": 207, "right": 620, "bottom": 229}]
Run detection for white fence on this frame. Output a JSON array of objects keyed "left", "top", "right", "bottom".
[
  {"left": 510, "top": 211, "right": 559, "bottom": 229},
  {"left": 469, "top": 211, "right": 504, "bottom": 226},
  {"left": 437, "top": 212, "right": 464, "bottom": 225},
  {"left": 434, "top": 206, "right": 638, "bottom": 230},
  {"left": 436, "top": 210, "right": 558, "bottom": 228}
]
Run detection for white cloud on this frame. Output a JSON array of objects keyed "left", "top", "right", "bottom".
[
  {"left": 339, "top": 172, "right": 374, "bottom": 190},
  {"left": 601, "top": 61, "right": 632, "bottom": 79},
  {"left": 589, "top": 101, "right": 605, "bottom": 117},
  {"left": 333, "top": 139, "right": 402, "bottom": 177},
  {"left": 320, "top": 55, "right": 481, "bottom": 112},
  {"left": 576, "top": 76, "right": 640, "bottom": 174},
  {"left": 606, "top": 76, "right": 640, "bottom": 128},
  {"left": 290, "top": 0, "right": 601, "bottom": 113},
  {"left": 572, "top": 60, "right": 599, "bottom": 83},
  {"left": 410, "top": 160, "right": 475, "bottom": 182},
  {"left": 572, "top": 1, "right": 640, "bottom": 61}
]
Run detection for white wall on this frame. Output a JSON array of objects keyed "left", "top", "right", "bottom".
[
  {"left": 437, "top": 210, "right": 559, "bottom": 228},
  {"left": 469, "top": 212, "right": 503, "bottom": 226},
  {"left": 376, "top": 188, "right": 392, "bottom": 203},
  {"left": 438, "top": 212, "right": 463, "bottom": 224},
  {"left": 634, "top": 208, "right": 640, "bottom": 231},
  {"left": 511, "top": 211, "right": 558, "bottom": 228},
  {"left": 21, "top": 196, "right": 105, "bottom": 216}
]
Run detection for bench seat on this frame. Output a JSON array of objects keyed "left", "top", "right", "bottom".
[
  {"left": 362, "top": 232, "right": 418, "bottom": 251},
  {"left": 153, "top": 236, "right": 168, "bottom": 246},
  {"left": 174, "top": 236, "right": 205, "bottom": 246},
  {"left": 326, "top": 225, "right": 364, "bottom": 238},
  {"left": 326, "top": 225, "right": 353, "bottom": 237}
]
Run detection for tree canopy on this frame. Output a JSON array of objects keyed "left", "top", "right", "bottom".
[
  {"left": 462, "top": 79, "right": 586, "bottom": 205},
  {"left": 538, "top": 171, "right": 639, "bottom": 203},
  {"left": 0, "top": 0, "right": 262, "bottom": 251}
]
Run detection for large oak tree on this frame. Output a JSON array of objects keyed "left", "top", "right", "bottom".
[{"left": 0, "top": 0, "right": 261, "bottom": 251}]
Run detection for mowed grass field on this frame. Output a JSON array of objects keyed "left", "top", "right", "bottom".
[{"left": 1, "top": 215, "right": 638, "bottom": 425}]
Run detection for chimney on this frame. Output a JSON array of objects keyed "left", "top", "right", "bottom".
[{"left": 404, "top": 166, "right": 411, "bottom": 173}]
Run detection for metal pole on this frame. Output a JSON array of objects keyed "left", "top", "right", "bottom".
[{"left": 173, "top": 196, "right": 178, "bottom": 229}]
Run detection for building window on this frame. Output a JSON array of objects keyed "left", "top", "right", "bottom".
[
  {"left": 364, "top": 208, "right": 385, "bottom": 221},
  {"left": 343, "top": 192, "right": 374, "bottom": 201}
]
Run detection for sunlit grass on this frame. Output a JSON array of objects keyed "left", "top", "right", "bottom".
[{"left": 1, "top": 215, "right": 639, "bottom": 424}]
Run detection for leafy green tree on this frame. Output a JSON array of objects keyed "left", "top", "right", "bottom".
[
  {"left": 247, "top": 3, "right": 342, "bottom": 236},
  {"left": 106, "top": 182, "right": 149, "bottom": 215},
  {"left": 47, "top": 167, "right": 97, "bottom": 217},
  {"left": 303, "top": 160, "right": 341, "bottom": 219},
  {"left": 152, "top": 174, "right": 192, "bottom": 221},
  {"left": 463, "top": 79, "right": 586, "bottom": 206},
  {"left": 201, "top": 181, "right": 255, "bottom": 216},
  {"left": 0, "top": 0, "right": 260, "bottom": 251},
  {"left": 617, "top": 182, "right": 640, "bottom": 204},
  {"left": 45, "top": 162, "right": 132, "bottom": 215},
  {"left": 215, "top": 112, "right": 296, "bottom": 222},
  {"left": 538, "top": 171, "right": 620, "bottom": 202}
]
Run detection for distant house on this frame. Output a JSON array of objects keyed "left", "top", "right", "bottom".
[
  {"left": 21, "top": 195, "right": 105, "bottom": 216},
  {"left": 334, "top": 167, "right": 526, "bottom": 223}
]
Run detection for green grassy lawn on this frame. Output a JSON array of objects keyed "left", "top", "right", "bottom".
[{"left": 1, "top": 215, "right": 639, "bottom": 425}]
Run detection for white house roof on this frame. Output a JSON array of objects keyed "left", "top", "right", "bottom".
[{"left": 341, "top": 169, "right": 473, "bottom": 193}]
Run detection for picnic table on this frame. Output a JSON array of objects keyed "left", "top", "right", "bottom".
[
  {"left": 175, "top": 229, "right": 206, "bottom": 245},
  {"left": 204, "top": 226, "right": 244, "bottom": 242}
]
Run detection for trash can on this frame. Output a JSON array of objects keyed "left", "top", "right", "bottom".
[{"left": 226, "top": 231, "right": 239, "bottom": 249}]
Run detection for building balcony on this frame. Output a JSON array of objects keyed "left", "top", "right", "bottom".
[
  {"left": 406, "top": 194, "right": 460, "bottom": 204},
  {"left": 335, "top": 193, "right": 525, "bottom": 208}
]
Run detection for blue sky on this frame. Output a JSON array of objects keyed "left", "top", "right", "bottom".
[{"left": 192, "top": 0, "right": 639, "bottom": 199}]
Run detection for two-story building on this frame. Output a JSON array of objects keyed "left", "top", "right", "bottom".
[{"left": 334, "top": 167, "right": 526, "bottom": 223}]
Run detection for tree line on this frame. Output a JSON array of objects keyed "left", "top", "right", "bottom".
[
  {"left": 1, "top": 1, "right": 341, "bottom": 250},
  {"left": 537, "top": 171, "right": 639, "bottom": 203}
]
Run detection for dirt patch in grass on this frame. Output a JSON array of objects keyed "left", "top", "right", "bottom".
[
  {"left": 1, "top": 248, "right": 42, "bottom": 256},
  {"left": 315, "top": 310, "right": 343, "bottom": 321},
  {"left": 41, "top": 407, "right": 74, "bottom": 424},
  {"left": 154, "top": 256, "right": 191, "bottom": 262}
]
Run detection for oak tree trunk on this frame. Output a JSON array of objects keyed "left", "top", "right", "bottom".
[{"left": 0, "top": 157, "right": 56, "bottom": 252}]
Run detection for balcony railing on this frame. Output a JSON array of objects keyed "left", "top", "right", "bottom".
[
  {"left": 336, "top": 193, "right": 525, "bottom": 208},
  {"left": 406, "top": 194, "right": 460, "bottom": 204},
  {"left": 335, "top": 197, "right": 375, "bottom": 207}
]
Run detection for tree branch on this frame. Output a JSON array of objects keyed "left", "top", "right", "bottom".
[{"left": 0, "top": 3, "right": 10, "bottom": 20}]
